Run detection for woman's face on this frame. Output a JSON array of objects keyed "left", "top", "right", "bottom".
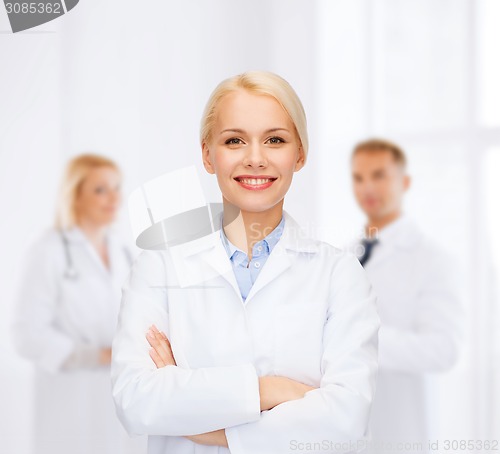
[
  {"left": 75, "top": 166, "right": 121, "bottom": 227},
  {"left": 202, "top": 89, "right": 305, "bottom": 215}
]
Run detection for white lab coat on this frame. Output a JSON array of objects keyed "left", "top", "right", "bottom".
[
  {"left": 111, "top": 209, "right": 381, "bottom": 454},
  {"left": 11, "top": 226, "right": 147, "bottom": 454},
  {"left": 347, "top": 215, "right": 465, "bottom": 453}
]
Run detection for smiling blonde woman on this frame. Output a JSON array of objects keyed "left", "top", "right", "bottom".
[{"left": 111, "top": 71, "right": 380, "bottom": 454}]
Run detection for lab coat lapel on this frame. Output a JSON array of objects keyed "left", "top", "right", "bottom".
[
  {"left": 85, "top": 234, "right": 113, "bottom": 277},
  {"left": 366, "top": 240, "right": 394, "bottom": 268},
  {"left": 245, "top": 210, "right": 319, "bottom": 303},
  {"left": 171, "top": 222, "right": 242, "bottom": 298},
  {"left": 198, "top": 232, "right": 242, "bottom": 298},
  {"left": 366, "top": 216, "right": 420, "bottom": 268},
  {"left": 106, "top": 232, "right": 127, "bottom": 279},
  {"left": 243, "top": 233, "right": 292, "bottom": 304},
  {"left": 64, "top": 226, "right": 112, "bottom": 278},
  {"left": 174, "top": 210, "right": 318, "bottom": 305}
]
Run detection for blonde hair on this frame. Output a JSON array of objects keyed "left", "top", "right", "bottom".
[
  {"left": 200, "top": 70, "right": 309, "bottom": 164},
  {"left": 55, "top": 153, "right": 120, "bottom": 229}
]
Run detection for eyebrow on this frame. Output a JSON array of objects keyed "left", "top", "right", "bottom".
[{"left": 219, "top": 128, "right": 290, "bottom": 135}]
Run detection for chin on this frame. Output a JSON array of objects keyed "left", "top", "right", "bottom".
[
  {"left": 232, "top": 199, "right": 280, "bottom": 214},
  {"left": 363, "top": 202, "right": 380, "bottom": 213},
  {"left": 98, "top": 216, "right": 116, "bottom": 225}
]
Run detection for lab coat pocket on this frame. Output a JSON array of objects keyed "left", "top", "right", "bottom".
[{"left": 274, "top": 303, "right": 326, "bottom": 385}]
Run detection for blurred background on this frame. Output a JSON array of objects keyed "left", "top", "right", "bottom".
[{"left": 1, "top": 0, "right": 499, "bottom": 452}]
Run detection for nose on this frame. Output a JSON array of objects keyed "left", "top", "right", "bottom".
[
  {"left": 354, "top": 178, "right": 369, "bottom": 196},
  {"left": 363, "top": 179, "right": 377, "bottom": 192},
  {"left": 242, "top": 141, "right": 267, "bottom": 168},
  {"left": 109, "top": 188, "right": 121, "bottom": 205}
]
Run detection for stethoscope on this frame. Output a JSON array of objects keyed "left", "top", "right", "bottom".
[{"left": 59, "top": 230, "right": 133, "bottom": 280}]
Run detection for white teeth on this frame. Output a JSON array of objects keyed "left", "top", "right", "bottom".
[{"left": 238, "top": 178, "right": 274, "bottom": 185}]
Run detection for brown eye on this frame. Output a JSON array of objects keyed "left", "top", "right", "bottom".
[
  {"left": 225, "top": 138, "right": 243, "bottom": 145},
  {"left": 267, "top": 136, "right": 285, "bottom": 144}
]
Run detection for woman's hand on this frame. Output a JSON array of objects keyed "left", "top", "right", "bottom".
[
  {"left": 98, "top": 347, "right": 112, "bottom": 365},
  {"left": 145, "top": 324, "right": 177, "bottom": 367},
  {"left": 184, "top": 429, "right": 228, "bottom": 447},
  {"left": 183, "top": 377, "right": 313, "bottom": 447},
  {"left": 144, "top": 325, "right": 312, "bottom": 446},
  {"left": 259, "top": 376, "right": 317, "bottom": 411},
  {"left": 144, "top": 326, "right": 227, "bottom": 448}
]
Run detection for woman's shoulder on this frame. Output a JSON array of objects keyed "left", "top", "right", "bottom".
[
  {"left": 285, "top": 227, "right": 363, "bottom": 282},
  {"left": 18, "top": 228, "right": 66, "bottom": 273},
  {"left": 283, "top": 211, "right": 353, "bottom": 261},
  {"left": 128, "top": 248, "right": 170, "bottom": 281},
  {"left": 28, "top": 227, "right": 65, "bottom": 253},
  {"left": 133, "top": 248, "right": 169, "bottom": 265}
]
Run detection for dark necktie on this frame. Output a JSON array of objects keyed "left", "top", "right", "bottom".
[{"left": 359, "top": 238, "right": 379, "bottom": 267}]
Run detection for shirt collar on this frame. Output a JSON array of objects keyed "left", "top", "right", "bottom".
[
  {"left": 176, "top": 209, "right": 319, "bottom": 262},
  {"left": 60, "top": 225, "right": 87, "bottom": 243},
  {"left": 367, "top": 213, "right": 419, "bottom": 249},
  {"left": 220, "top": 214, "right": 285, "bottom": 262}
]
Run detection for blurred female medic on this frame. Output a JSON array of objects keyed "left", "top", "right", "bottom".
[{"left": 12, "top": 154, "right": 147, "bottom": 454}]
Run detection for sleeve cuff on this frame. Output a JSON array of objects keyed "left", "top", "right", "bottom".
[
  {"left": 225, "top": 421, "right": 247, "bottom": 454},
  {"left": 40, "top": 337, "right": 76, "bottom": 373},
  {"left": 225, "top": 365, "right": 262, "bottom": 454},
  {"left": 241, "top": 363, "right": 261, "bottom": 421},
  {"left": 62, "top": 344, "right": 103, "bottom": 370}
]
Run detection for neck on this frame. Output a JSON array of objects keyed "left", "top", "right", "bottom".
[
  {"left": 77, "top": 219, "right": 108, "bottom": 247},
  {"left": 222, "top": 200, "right": 283, "bottom": 255},
  {"left": 365, "top": 210, "right": 402, "bottom": 238}
]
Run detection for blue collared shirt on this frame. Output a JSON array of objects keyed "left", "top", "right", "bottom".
[{"left": 220, "top": 215, "right": 285, "bottom": 301}]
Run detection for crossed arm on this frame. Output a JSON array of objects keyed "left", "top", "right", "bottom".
[{"left": 145, "top": 323, "right": 316, "bottom": 448}]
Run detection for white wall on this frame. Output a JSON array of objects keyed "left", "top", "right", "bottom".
[
  {"left": 0, "top": 7, "right": 63, "bottom": 453},
  {"left": 57, "top": 0, "right": 320, "bottom": 225}
]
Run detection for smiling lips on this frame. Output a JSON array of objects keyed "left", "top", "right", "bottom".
[{"left": 234, "top": 175, "right": 277, "bottom": 190}]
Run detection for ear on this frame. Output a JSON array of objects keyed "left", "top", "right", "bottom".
[
  {"left": 294, "top": 146, "right": 306, "bottom": 172},
  {"left": 403, "top": 174, "right": 411, "bottom": 192},
  {"left": 201, "top": 141, "right": 215, "bottom": 175}
]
